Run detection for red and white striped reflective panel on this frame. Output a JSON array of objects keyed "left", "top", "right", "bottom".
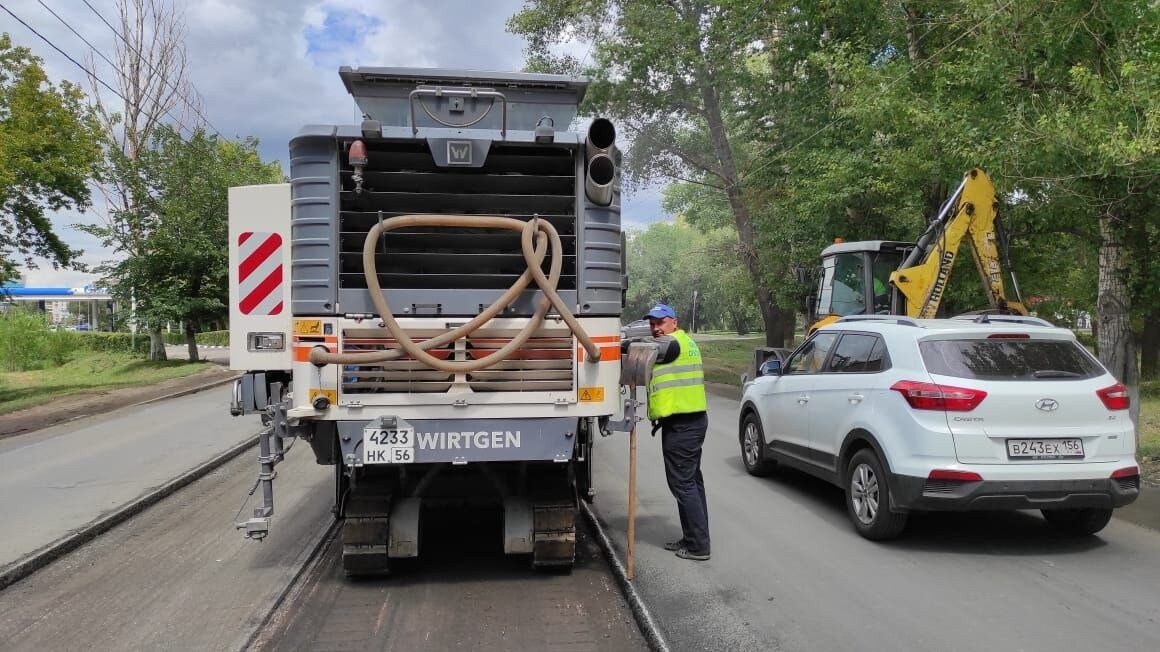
[{"left": 238, "top": 231, "right": 284, "bottom": 315}]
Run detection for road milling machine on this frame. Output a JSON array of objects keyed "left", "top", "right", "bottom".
[{"left": 227, "top": 67, "right": 632, "bottom": 574}]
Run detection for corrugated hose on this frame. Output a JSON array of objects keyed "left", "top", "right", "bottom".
[{"left": 308, "top": 214, "right": 601, "bottom": 370}]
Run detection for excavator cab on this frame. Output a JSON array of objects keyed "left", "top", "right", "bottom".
[{"left": 808, "top": 241, "right": 911, "bottom": 330}]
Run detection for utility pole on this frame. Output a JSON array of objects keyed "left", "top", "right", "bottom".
[{"left": 691, "top": 289, "right": 699, "bottom": 333}]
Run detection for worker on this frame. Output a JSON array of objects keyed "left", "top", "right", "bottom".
[{"left": 644, "top": 303, "right": 711, "bottom": 561}]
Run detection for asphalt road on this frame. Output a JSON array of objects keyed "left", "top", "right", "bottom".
[
  {"left": 590, "top": 391, "right": 1160, "bottom": 652},
  {"left": 255, "top": 510, "right": 645, "bottom": 651},
  {"left": 0, "top": 385, "right": 255, "bottom": 566},
  {"left": 0, "top": 446, "right": 333, "bottom": 651}
]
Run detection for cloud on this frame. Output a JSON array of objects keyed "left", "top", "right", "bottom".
[
  {"left": 7, "top": 0, "right": 673, "bottom": 287},
  {"left": 303, "top": 4, "right": 385, "bottom": 69}
]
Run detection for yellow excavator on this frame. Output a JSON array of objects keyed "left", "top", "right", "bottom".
[{"left": 806, "top": 168, "right": 1028, "bottom": 334}]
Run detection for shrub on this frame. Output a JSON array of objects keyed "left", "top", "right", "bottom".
[
  {"left": 0, "top": 308, "right": 55, "bottom": 371},
  {"left": 72, "top": 331, "right": 151, "bottom": 355}
]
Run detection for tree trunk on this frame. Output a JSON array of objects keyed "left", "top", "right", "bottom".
[
  {"left": 1141, "top": 309, "right": 1160, "bottom": 380},
  {"left": 692, "top": 50, "right": 789, "bottom": 346},
  {"left": 901, "top": 4, "right": 925, "bottom": 62},
  {"left": 1096, "top": 212, "right": 1138, "bottom": 428},
  {"left": 148, "top": 327, "right": 167, "bottom": 361},
  {"left": 185, "top": 322, "right": 200, "bottom": 362}
]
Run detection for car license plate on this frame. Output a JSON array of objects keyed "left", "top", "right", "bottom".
[
  {"left": 1006, "top": 438, "right": 1084, "bottom": 460},
  {"left": 363, "top": 427, "right": 415, "bottom": 464}
]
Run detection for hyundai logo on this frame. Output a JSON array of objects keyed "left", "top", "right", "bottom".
[{"left": 1035, "top": 398, "right": 1059, "bottom": 412}]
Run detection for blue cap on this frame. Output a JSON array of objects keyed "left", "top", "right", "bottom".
[{"left": 644, "top": 303, "right": 677, "bottom": 320}]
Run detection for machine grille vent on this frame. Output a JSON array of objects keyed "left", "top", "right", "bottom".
[
  {"left": 338, "top": 141, "right": 577, "bottom": 291},
  {"left": 340, "top": 326, "right": 574, "bottom": 394}
]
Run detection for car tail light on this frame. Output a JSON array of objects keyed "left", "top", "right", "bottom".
[
  {"left": 928, "top": 469, "right": 983, "bottom": 482},
  {"left": 987, "top": 333, "right": 1030, "bottom": 339},
  {"left": 1096, "top": 383, "right": 1130, "bottom": 410},
  {"left": 1110, "top": 466, "right": 1139, "bottom": 479},
  {"left": 890, "top": 380, "right": 987, "bottom": 411}
]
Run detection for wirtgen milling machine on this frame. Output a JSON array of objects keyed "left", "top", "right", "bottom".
[{"left": 227, "top": 67, "right": 629, "bottom": 574}]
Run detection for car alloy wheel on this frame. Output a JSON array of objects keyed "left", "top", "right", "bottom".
[
  {"left": 850, "top": 462, "right": 879, "bottom": 525},
  {"left": 743, "top": 422, "right": 761, "bottom": 468}
]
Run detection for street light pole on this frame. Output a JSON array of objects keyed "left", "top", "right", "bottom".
[{"left": 691, "top": 289, "right": 699, "bottom": 333}]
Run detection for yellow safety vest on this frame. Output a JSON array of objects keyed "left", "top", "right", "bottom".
[{"left": 648, "top": 329, "right": 708, "bottom": 420}]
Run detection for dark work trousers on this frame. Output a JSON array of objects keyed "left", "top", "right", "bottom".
[{"left": 660, "top": 410, "right": 710, "bottom": 554}]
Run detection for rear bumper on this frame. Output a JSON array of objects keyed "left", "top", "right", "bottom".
[{"left": 890, "top": 474, "right": 1140, "bottom": 512}]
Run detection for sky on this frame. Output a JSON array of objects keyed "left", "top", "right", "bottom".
[{"left": 2, "top": 0, "right": 668, "bottom": 288}]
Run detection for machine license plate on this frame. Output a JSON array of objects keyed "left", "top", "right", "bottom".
[
  {"left": 1006, "top": 438, "right": 1084, "bottom": 460},
  {"left": 363, "top": 427, "right": 415, "bottom": 464}
]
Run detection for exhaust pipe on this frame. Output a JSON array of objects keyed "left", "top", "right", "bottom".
[
  {"left": 586, "top": 117, "right": 616, "bottom": 162},
  {"left": 585, "top": 118, "right": 616, "bottom": 206}
]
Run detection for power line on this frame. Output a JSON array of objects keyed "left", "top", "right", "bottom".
[
  {"left": 0, "top": 1, "right": 131, "bottom": 108},
  {"left": 79, "top": 0, "right": 224, "bottom": 138},
  {"left": 36, "top": 1, "right": 120, "bottom": 82}
]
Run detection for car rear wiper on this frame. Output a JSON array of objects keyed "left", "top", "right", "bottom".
[{"left": 1032, "top": 369, "right": 1083, "bottom": 378}]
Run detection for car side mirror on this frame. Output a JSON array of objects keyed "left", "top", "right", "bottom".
[{"left": 757, "top": 359, "right": 782, "bottom": 377}]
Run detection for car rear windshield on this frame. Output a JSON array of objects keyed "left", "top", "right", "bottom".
[{"left": 919, "top": 338, "right": 1103, "bottom": 381}]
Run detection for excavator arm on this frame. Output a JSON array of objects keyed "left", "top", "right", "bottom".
[{"left": 889, "top": 168, "right": 1027, "bottom": 318}]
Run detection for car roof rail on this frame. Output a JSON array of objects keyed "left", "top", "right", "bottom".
[
  {"left": 836, "top": 315, "right": 920, "bottom": 327},
  {"left": 953, "top": 313, "right": 1055, "bottom": 328}
]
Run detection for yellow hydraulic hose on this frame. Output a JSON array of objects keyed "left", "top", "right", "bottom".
[{"left": 308, "top": 214, "right": 601, "bottom": 371}]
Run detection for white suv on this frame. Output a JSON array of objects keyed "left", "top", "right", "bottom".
[{"left": 738, "top": 315, "right": 1140, "bottom": 540}]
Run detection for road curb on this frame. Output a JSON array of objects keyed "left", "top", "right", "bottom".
[
  {"left": 235, "top": 518, "right": 339, "bottom": 652},
  {"left": 0, "top": 434, "right": 260, "bottom": 591},
  {"left": 581, "top": 501, "right": 671, "bottom": 652},
  {"left": 133, "top": 373, "right": 242, "bottom": 407}
]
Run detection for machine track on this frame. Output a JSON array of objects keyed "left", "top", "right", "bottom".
[
  {"left": 252, "top": 507, "right": 647, "bottom": 651},
  {"left": 340, "top": 491, "right": 392, "bottom": 576}
]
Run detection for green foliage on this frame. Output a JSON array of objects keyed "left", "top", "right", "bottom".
[
  {"left": 162, "top": 330, "right": 228, "bottom": 346},
  {"left": 72, "top": 331, "right": 151, "bottom": 355},
  {"left": 81, "top": 126, "right": 283, "bottom": 346},
  {"left": 0, "top": 34, "right": 102, "bottom": 285},
  {"left": 0, "top": 307, "right": 70, "bottom": 371},
  {"left": 626, "top": 218, "right": 760, "bottom": 333}
]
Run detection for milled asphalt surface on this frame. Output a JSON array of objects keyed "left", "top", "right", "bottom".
[
  {"left": 590, "top": 391, "right": 1160, "bottom": 652},
  {"left": 0, "top": 446, "right": 334, "bottom": 651},
  {"left": 0, "top": 384, "right": 254, "bottom": 566}
]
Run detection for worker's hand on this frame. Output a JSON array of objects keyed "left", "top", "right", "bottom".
[{"left": 651, "top": 420, "right": 661, "bottom": 437}]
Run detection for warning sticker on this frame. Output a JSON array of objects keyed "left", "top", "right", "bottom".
[
  {"left": 309, "top": 388, "right": 337, "bottom": 405},
  {"left": 578, "top": 387, "right": 605, "bottom": 402},
  {"left": 294, "top": 319, "right": 323, "bottom": 336}
]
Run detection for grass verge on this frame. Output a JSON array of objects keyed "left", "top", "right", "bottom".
[
  {"left": 1139, "top": 382, "right": 1159, "bottom": 484},
  {"left": 696, "top": 336, "right": 763, "bottom": 386},
  {"left": 0, "top": 352, "right": 209, "bottom": 416}
]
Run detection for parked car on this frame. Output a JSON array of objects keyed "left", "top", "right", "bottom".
[
  {"left": 620, "top": 319, "right": 652, "bottom": 340},
  {"left": 738, "top": 315, "right": 1140, "bottom": 540}
]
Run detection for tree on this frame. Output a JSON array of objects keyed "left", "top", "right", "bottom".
[
  {"left": 79, "top": 0, "right": 202, "bottom": 360},
  {"left": 626, "top": 217, "right": 759, "bottom": 334},
  {"left": 0, "top": 34, "right": 102, "bottom": 286},
  {"left": 509, "top": 0, "right": 798, "bottom": 346},
  {"left": 148, "top": 127, "right": 282, "bottom": 361}
]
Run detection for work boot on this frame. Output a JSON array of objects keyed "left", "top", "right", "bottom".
[
  {"left": 675, "top": 547, "right": 710, "bottom": 561},
  {"left": 663, "top": 539, "right": 688, "bottom": 551}
]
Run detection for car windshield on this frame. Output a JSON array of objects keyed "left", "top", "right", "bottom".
[{"left": 919, "top": 338, "right": 1102, "bottom": 381}]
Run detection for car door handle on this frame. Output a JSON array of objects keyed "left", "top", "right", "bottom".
[
  {"left": 848, "top": 393, "right": 864, "bottom": 404},
  {"left": 797, "top": 395, "right": 809, "bottom": 405}
]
